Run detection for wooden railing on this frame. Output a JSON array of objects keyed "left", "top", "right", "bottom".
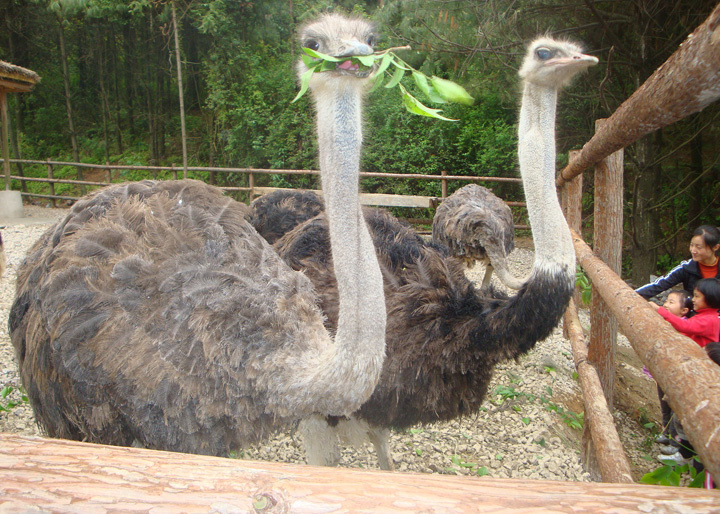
[
  {"left": 0, "top": 158, "right": 528, "bottom": 229},
  {"left": 558, "top": 2, "right": 720, "bottom": 485}
]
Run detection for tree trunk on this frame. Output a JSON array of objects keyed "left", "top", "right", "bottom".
[
  {"left": 58, "top": 16, "right": 84, "bottom": 194},
  {"left": 172, "top": 2, "right": 188, "bottom": 179},
  {"left": 630, "top": 134, "right": 661, "bottom": 287}
]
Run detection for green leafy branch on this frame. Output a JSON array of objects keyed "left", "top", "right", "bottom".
[{"left": 293, "top": 46, "right": 474, "bottom": 121}]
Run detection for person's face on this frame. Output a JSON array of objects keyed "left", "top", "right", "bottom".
[
  {"left": 689, "top": 235, "right": 719, "bottom": 265},
  {"left": 692, "top": 289, "right": 708, "bottom": 311},
  {"left": 663, "top": 294, "right": 688, "bottom": 317}
]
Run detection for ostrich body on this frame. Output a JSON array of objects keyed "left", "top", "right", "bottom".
[
  {"left": 260, "top": 37, "right": 597, "bottom": 469},
  {"left": 8, "top": 14, "right": 386, "bottom": 456},
  {"left": 432, "top": 183, "right": 523, "bottom": 289}
]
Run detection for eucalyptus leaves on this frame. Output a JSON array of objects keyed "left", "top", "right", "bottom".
[{"left": 294, "top": 46, "right": 474, "bottom": 121}]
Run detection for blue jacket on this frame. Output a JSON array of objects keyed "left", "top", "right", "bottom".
[{"left": 636, "top": 259, "right": 720, "bottom": 299}]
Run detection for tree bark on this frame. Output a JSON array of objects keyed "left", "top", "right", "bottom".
[{"left": 2, "top": 433, "right": 719, "bottom": 512}]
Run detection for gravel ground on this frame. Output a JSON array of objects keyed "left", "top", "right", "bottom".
[{"left": 0, "top": 205, "right": 658, "bottom": 482}]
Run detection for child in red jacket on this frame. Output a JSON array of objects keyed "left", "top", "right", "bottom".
[{"left": 650, "top": 278, "right": 720, "bottom": 347}]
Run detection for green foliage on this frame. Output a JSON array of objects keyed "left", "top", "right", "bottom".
[
  {"left": 641, "top": 458, "right": 708, "bottom": 488},
  {"left": 0, "top": 386, "right": 29, "bottom": 413},
  {"left": 575, "top": 266, "right": 592, "bottom": 306}
]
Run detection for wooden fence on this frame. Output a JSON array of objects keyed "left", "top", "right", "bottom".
[
  {"left": 558, "top": 2, "right": 720, "bottom": 485},
  {"left": 1, "top": 3, "right": 720, "bottom": 510}
]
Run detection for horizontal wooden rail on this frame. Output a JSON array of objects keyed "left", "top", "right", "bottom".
[
  {"left": 563, "top": 299, "right": 633, "bottom": 483},
  {"left": 571, "top": 229, "right": 720, "bottom": 484},
  {"left": 1, "top": 434, "right": 719, "bottom": 512},
  {"left": 556, "top": 3, "right": 720, "bottom": 186},
  {"left": 0, "top": 158, "right": 523, "bottom": 184}
]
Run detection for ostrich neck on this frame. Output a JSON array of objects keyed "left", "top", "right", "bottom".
[
  {"left": 307, "top": 80, "right": 387, "bottom": 413},
  {"left": 518, "top": 83, "right": 575, "bottom": 272}
]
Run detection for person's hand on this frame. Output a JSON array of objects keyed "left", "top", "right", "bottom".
[{"left": 648, "top": 301, "right": 660, "bottom": 311}]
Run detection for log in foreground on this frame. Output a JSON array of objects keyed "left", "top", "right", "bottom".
[{"left": 1, "top": 434, "right": 719, "bottom": 513}]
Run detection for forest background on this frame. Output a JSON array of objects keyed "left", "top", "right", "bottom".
[{"left": 1, "top": 0, "right": 719, "bottom": 286}]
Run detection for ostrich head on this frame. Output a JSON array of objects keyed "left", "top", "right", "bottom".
[
  {"left": 297, "top": 14, "right": 378, "bottom": 87},
  {"left": 519, "top": 37, "right": 598, "bottom": 88}
]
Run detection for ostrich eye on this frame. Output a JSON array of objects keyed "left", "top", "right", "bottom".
[
  {"left": 536, "top": 48, "right": 552, "bottom": 60},
  {"left": 366, "top": 35, "right": 376, "bottom": 47},
  {"left": 304, "top": 39, "right": 320, "bottom": 51}
]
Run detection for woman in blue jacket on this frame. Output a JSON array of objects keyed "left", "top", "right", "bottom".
[{"left": 636, "top": 225, "right": 720, "bottom": 300}]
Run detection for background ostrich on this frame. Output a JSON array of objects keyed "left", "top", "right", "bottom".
[
  {"left": 8, "top": 13, "right": 386, "bottom": 456},
  {"left": 263, "top": 37, "right": 597, "bottom": 469},
  {"left": 432, "top": 183, "right": 524, "bottom": 289}
]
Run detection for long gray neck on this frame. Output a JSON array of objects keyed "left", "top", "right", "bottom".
[
  {"left": 518, "top": 83, "right": 575, "bottom": 276},
  {"left": 309, "top": 79, "right": 387, "bottom": 412}
]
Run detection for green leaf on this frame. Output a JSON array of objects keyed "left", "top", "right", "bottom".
[
  {"left": 400, "top": 85, "right": 456, "bottom": 121},
  {"left": 292, "top": 67, "right": 315, "bottom": 103},
  {"left": 522, "top": 417, "right": 531, "bottom": 425},
  {"left": 476, "top": 467, "right": 489, "bottom": 477},
  {"left": 375, "top": 53, "right": 394, "bottom": 78},
  {"left": 355, "top": 54, "right": 376, "bottom": 67},
  {"left": 689, "top": 470, "right": 707, "bottom": 488},
  {"left": 430, "top": 76, "right": 475, "bottom": 105},
  {"left": 301, "top": 47, "right": 342, "bottom": 62},
  {"left": 385, "top": 66, "right": 405, "bottom": 89},
  {"left": 640, "top": 465, "right": 681, "bottom": 486},
  {"left": 369, "top": 73, "right": 385, "bottom": 94},
  {"left": 413, "top": 71, "right": 446, "bottom": 104}
]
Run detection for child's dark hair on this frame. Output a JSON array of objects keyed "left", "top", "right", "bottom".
[
  {"left": 669, "top": 290, "right": 694, "bottom": 313},
  {"left": 693, "top": 225, "right": 720, "bottom": 251},
  {"left": 695, "top": 278, "right": 720, "bottom": 309},
  {"left": 706, "top": 342, "right": 720, "bottom": 366}
]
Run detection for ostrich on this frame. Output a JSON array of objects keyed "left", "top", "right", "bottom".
[
  {"left": 432, "top": 183, "right": 524, "bottom": 289},
  {"left": 8, "top": 13, "right": 386, "bottom": 456},
  {"left": 268, "top": 37, "right": 597, "bottom": 469}
]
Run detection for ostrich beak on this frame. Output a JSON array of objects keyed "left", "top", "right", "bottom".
[{"left": 339, "top": 39, "right": 374, "bottom": 57}]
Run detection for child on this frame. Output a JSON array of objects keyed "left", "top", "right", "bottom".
[
  {"left": 650, "top": 278, "right": 720, "bottom": 348},
  {"left": 636, "top": 225, "right": 720, "bottom": 300},
  {"left": 666, "top": 342, "right": 720, "bottom": 489},
  {"left": 645, "top": 290, "right": 693, "bottom": 445},
  {"left": 649, "top": 279, "right": 720, "bottom": 468}
]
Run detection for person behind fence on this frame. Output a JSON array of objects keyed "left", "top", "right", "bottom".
[
  {"left": 636, "top": 225, "right": 720, "bottom": 301},
  {"left": 642, "top": 290, "right": 693, "bottom": 445},
  {"left": 647, "top": 278, "right": 720, "bottom": 470},
  {"left": 660, "top": 342, "right": 720, "bottom": 490}
]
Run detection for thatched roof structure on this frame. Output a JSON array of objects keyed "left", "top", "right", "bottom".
[{"left": 0, "top": 60, "right": 40, "bottom": 93}]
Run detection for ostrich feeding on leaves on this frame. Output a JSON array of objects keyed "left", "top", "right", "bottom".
[
  {"left": 8, "top": 14, "right": 386, "bottom": 456},
  {"left": 252, "top": 36, "right": 597, "bottom": 470},
  {"left": 433, "top": 183, "right": 524, "bottom": 289}
]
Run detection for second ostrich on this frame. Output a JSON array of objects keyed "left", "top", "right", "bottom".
[
  {"left": 433, "top": 183, "right": 524, "bottom": 289},
  {"left": 8, "top": 14, "right": 386, "bottom": 456},
  {"left": 264, "top": 37, "right": 597, "bottom": 469}
]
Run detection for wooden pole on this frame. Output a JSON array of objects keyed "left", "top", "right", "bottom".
[
  {"left": 561, "top": 149, "right": 583, "bottom": 309},
  {"left": 563, "top": 300, "right": 634, "bottom": 483},
  {"left": 556, "top": 4, "right": 720, "bottom": 187},
  {"left": 441, "top": 169, "right": 447, "bottom": 198},
  {"left": 1, "top": 90, "right": 9, "bottom": 191},
  {"left": 571, "top": 229, "right": 720, "bottom": 484},
  {"left": 588, "top": 119, "right": 624, "bottom": 405},
  {"left": 2, "top": 434, "right": 718, "bottom": 512},
  {"left": 46, "top": 159, "right": 56, "bottom": 208}
]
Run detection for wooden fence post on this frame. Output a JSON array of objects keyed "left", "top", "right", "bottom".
[
  {"left": 249, "top": 169, "right": 255, "bottom": 199},
  {"left": 441, "top": 169, "right": 447, "bottom": 198},
  {"left": 46, "top": 159, "right": 56, "bottom": 208},
  {"left": 105, "top": 161, "right": 111, "bottom": 185},
  {"left": 585, "top": 119, "right": 624, "bottom": 478},
  {"left": 171, "top": 164, "right": 177, "bottom": 181},
  {"left": 562, "top": 149, "right": 583, "bottom": 309}
]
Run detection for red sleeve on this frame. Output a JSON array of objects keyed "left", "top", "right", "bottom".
[{"left": 658, "top": 308, "right": 714, "bottom": 339}]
